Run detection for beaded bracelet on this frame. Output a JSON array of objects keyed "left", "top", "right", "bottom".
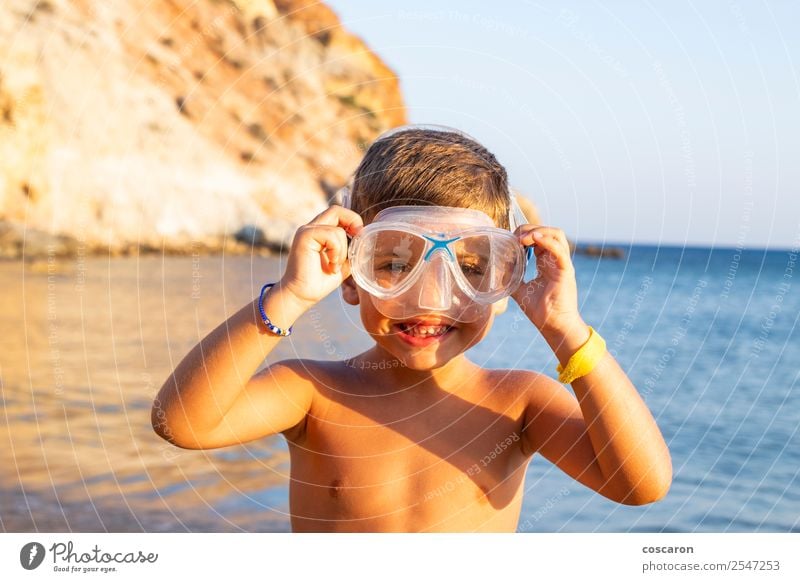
[{"left": 258, "top": 283, "right": 293, "bottom": 337}]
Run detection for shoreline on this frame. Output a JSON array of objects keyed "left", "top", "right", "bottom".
[{"left": 0, "top": 221, "right": 286, "bottom": 262}]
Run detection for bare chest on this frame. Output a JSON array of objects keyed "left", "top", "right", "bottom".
[{"left": 287, "top": 393, "right": 529, "bottom": 531}]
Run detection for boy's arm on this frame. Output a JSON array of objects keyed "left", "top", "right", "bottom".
[
  {"left": 152, "top": 285, "right": 313, "bottom": 449},
  {"left": 522, "top": 319, "right": 673, "bottom": 505},
  {"left": 512, "top": 225, "right": 671, "bottom": 505},
  {"left": 152, "top": 205, "right": 362, "bottom": 450}
]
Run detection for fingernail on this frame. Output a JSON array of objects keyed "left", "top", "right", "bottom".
[{"left": 533, "top": 231, "right": 543, "bottom": 239}]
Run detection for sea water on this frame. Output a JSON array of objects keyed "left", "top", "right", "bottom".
[{"left": 1, "top": 245, "right": 797, "bottom": 532}]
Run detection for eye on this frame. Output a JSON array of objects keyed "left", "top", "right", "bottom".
[
  {"left": 377, "top": 259, "right": 413, "bottom": 273},
  {"left": 459, "top": 261, "right": 485, "bottom": 276}
]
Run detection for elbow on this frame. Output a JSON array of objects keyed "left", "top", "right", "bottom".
[
  {"left": 151, "top": 405, "right": 176, "bottom": 444},
  {"left": 151, "top": 384, "right": 174, "bottom": 439},
  {"left": 150, "top": 402, "right": 209, "bottom": 450},
  {"left": 151, "top": 418, "right": 202, "bottom": 450},
  {"left": 617, "top": 464, "right": 673, "bottom": 506},
  {"left": 621, "top": 480, "right": 671, "bottom": 506},
  {"left": 150, "top": 400, "right": 186, "bottom": 447},
  {"left": 646, "top": 453, "right": 675, "bottom": 503},
  {"left": 150, "top": 398, "right": 171, "bottom": 441}
]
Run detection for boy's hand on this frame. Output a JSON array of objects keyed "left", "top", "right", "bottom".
[
  {"left": 512, "top": 225, "right": 584, "bottom": 336},
  {"left": 279, "top": 206, "right": 363, "bottom": 307}
]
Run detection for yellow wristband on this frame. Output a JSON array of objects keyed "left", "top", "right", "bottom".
[{"left": 556, "top": 326, "right": 606, "bottom": 384}]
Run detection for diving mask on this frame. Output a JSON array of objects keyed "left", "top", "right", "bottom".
[{"left": 348, "top": 206, "right": 529, "bottom": 323}]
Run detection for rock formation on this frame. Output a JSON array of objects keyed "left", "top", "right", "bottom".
[{"left": 0, "top": 0, "right": 405, "bottom": 257}]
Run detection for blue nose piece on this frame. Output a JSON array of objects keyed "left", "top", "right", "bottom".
[{"left": 422, "top": 234, "right": 461, "bottom": 261}]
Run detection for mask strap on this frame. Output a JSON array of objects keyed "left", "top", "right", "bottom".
[
  {"left": 508, "top": 191, "right": 535, "bottom": 264},
  {"left": 332, "top": 183, "right": 357, "bottom": 247},
  {"left": 508, "top": 191, "right": 528, "bottom": 232},
  {"left": 335, "top": 182, "right": 353, "bottom": 210}
]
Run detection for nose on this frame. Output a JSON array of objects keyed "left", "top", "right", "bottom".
[{"left": 416, "top": 254, "right": 452, "bottom": 311}]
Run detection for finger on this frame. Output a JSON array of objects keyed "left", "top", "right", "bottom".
[
  {"left": 546, "top": 227, "right": 571, "bottom": 255},
  {"left": 309, "top": 205, "right": 364, "bottom": 237},
  {"left": 514, "top": 224, "right": 538, "bottom": 244},
  {"left": 298, "top": 225, "right": 348, "bottom": 270},
  {"left": 327, "top": 234, "right": 348, "bottom": 275},
  {"left": 321, "top": 244, "right": 336, "bottom": 273},
  {"left": 331, "top": 225, "right": 349, "bottom": 273},
  {"left": 515, "top": 224, "right": 549, "bottom": 247},
  {"left": 519, "top": 226, "right": 571, "bottom": 255},
  {"left": 527, "top": 229, "right": 572, "bottom": 271},
  {"left": 516, "top": 224, "right": 560, "bottom": 239},
  {"left": 514, "top": 225, "right": 541, "bottom": 261}
]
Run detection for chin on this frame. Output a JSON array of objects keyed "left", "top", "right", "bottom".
[
  {"left": 363, "top": 312, "right": 492, "bottom": 371},
  {"left": 368, "top": 336, "right": 459, "bottom": 372},
  {"left": 398, "top": 353, "right": 456, "bottom": 371}
]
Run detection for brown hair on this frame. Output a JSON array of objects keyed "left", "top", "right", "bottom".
[{"left": 350, "top": 127, "right": 511, "bottom": 229}]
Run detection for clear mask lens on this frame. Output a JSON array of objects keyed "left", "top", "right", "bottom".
[
  {"left": 349, "top": 207, "right": 527, "bottom": 323},
  {"left": 366, "top": 229, "right": 427, "bottom": 293}
]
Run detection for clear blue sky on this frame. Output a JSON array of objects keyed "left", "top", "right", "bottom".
[{"left": 326, "top": 1, "right": 800, "bottom": 249}]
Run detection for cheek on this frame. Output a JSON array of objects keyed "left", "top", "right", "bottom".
[
  {"left": 458, "top": 317, "right": 494, "bottom": 348},
  {"left": 357, "top": 293, "right": 389, "bottom": 330}
]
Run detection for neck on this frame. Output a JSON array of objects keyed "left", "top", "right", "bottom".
[{"left": 352, "top": 345, "right": 476, "bottom": 393}]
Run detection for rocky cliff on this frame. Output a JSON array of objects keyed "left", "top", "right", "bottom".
[{"left": 0, "top": 0, "right": 405, "bottom": 257}]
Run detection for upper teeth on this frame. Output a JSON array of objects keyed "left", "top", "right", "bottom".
[{"left": 404, "top": 324, "right": 449, "bottom": 336}]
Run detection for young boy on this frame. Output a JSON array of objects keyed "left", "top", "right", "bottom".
[{"left": 152, "top": 125, "right": 672, "bottom": 532}]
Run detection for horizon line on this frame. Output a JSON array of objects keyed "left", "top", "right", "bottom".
[{"left": 573, "top": 239, "right": 799, "bottom": 253}]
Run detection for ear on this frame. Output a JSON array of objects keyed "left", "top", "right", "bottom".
[
  {"left": 492, "top": 297, "right": 509, "bottom": 316},
  {"left": 341, "top": 276, "right": 360, "bottom": 305}
]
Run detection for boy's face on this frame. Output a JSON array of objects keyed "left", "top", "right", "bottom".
[
  {"left": 342, "top": 205, "right": 512, "bottom": 371},
  {"left": 343, "top": 281, "right": 505, "bottom": 371}
]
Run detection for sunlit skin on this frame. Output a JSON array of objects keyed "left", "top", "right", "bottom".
[{"left": 152, "top": 205, "right": 672, "bottom": 532}]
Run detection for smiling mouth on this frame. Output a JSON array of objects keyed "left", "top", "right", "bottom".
[
  {"left": 397, "top": 322, "right": 452, "bottom": 337},
  {"left": 392, "top": 319, "right": 457, "bottom": 345}
]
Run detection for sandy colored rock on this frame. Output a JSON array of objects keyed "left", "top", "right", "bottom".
[{"left": 0, "top": 0, "right": 406, "bottom": 257}]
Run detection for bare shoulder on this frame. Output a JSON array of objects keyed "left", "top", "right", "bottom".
[
  {"left": 257, "top": 358, "right": 351, "bottom": 393},
  {"left": 262, "top": 357, "right": 365, "bottom": 402},
  {"left": 250, "top": 358, "right": 350, "bottom": 442},
  {"left": 484, "top": 368, "right": 585, "bottom": 458},
  {"left": 482, "top": 367, "right": 580, "bottom": 435},
  {"left": 483, "top": 367, "right": 569, "bottom": 404},
  {"left": 262, "top": 357, "right": 329, "bottom": 379},
  {"left": 264, "top": 359, "right": 348, "bottom": 386}
]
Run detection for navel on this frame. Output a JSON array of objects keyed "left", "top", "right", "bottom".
[{"left": 329, "top": 479, "right": 343, "bottom": 499}]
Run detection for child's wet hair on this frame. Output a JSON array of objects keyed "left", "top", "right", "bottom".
[{"left": 350, "top": 127, "right": 512, "bottom": 229}]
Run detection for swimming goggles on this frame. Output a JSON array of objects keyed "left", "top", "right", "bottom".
[{"left": 348, "top": 206, "right": 530, "bottom": 323}]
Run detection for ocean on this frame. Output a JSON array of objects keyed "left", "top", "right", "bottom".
[{"left": 1, "top": 244, "right": 797, "bottom": 532}]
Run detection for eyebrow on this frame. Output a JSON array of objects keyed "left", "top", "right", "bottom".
[
  {"left": 458, "top": 251, "right": 490, "bottom": 262},
  {"left": 373, "top": 249, "right": 414, "bottom": 258}
]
